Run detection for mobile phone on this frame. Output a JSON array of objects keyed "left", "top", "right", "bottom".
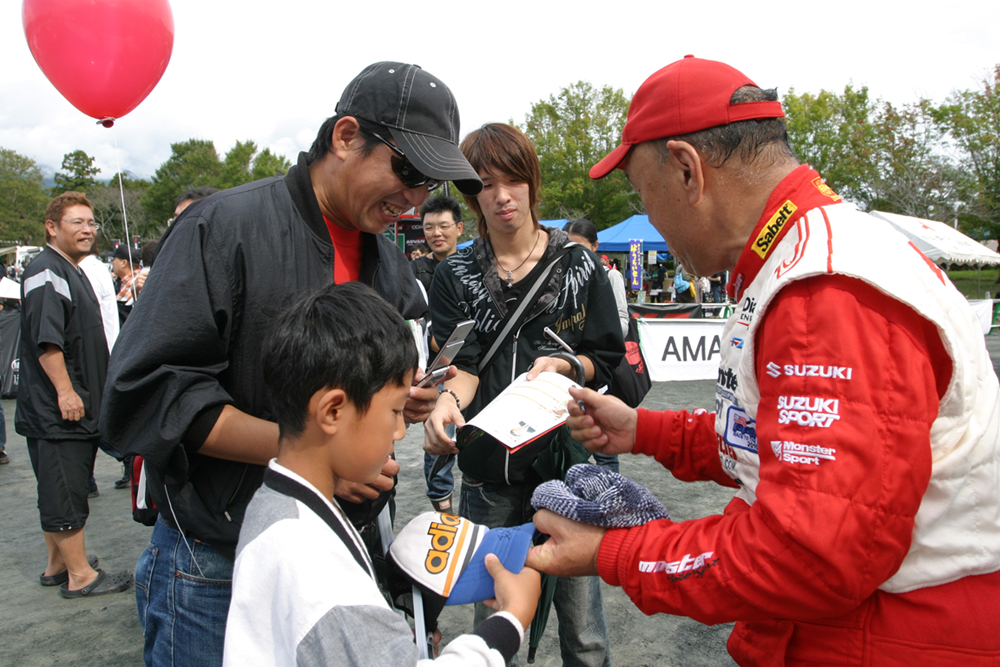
[{"left": 416, "top": 319, "right": 476, "bottom": 388}]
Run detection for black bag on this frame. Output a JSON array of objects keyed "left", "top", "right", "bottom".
[{"left": 607, "top": 317, "right": 652, "bottom": 408}]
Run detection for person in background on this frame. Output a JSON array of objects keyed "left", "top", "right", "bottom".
[
  {"left": 170, "top": 187, "right": 219, "bottom": 226},
  {"left": 411, "top": 194, "right": 466, "bottom": 514},
  {"left": 672, "top": 263, "right": 696, "bottom": 303},
  {"left": 563, "top": 218, "right": 629, "bottom": 475},
  {"left": 79, "top": 241, "right": 129, "bottom": 490},
  {"left": 15, "top": 191, "right": 132, "bottom": 598},
  {"left": 708, "top": 271, "right": 727, "bottom": 303},
  {"left": 563, "top": 219, "right": 628, "bottom": 338}
]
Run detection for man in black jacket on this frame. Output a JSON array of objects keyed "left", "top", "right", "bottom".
[{"left": 100, "top": 62, "right": 482, "bottom": 667}]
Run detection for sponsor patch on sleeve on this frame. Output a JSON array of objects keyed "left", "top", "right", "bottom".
[{"left": 724, "top": 406, "right": 757, "bottom": 453}]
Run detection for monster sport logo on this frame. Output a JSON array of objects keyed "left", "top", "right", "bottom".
[
  {"left": 639, "top": 551, "right": 717, "bottom": 581},
  {"left": 772, "top": 440, "right": 837, "bottom": 466}
]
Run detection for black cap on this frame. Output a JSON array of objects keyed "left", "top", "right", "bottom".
[
  {"left": 336, "top": 62, "right": 482, "bottom": 195},
  {"left": 112, "top": 244, "right": 135, "bottom": 262}
]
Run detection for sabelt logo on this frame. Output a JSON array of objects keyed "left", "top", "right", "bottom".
[
  {"left": 777, "top": 395, "right": 840, "bottom": 428},
  {"left": 752, "top": 200, "right": 798, "bottom": 259},
  {"left": 424, "top": 513, "right": 463, "bottom": 574}
]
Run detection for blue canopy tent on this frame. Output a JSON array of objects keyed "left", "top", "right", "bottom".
[{"left": 596, "top": 215, "right": 669, "bottom": 253}]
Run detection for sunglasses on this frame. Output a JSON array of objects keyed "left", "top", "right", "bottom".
[{"left": 371, "top": 132, "right": 442, "bottom": 191}]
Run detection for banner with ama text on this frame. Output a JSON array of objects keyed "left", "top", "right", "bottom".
[{"left": 637, "top": 318, "right": 726, "bottom": 382}]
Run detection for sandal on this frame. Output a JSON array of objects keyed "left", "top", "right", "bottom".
[
  {"left": 40, "top": 554, "right": 99, "bottom": 586},
  {"left": 59, "top": 569, "right": 132, "bottom": 599}
]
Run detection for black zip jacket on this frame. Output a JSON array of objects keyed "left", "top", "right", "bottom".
[{"left": 99, "top": 153, "right": 426, "bottom": 557}]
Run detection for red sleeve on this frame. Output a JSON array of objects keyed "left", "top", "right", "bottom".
[
  {"left": 634, "top": 408, "right": 740, "bottom": 487},
  {"left": 598, "top": 275, "right": 949, "bottom": 624}
]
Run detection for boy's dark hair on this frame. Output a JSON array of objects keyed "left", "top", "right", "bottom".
[{"left": 262, "top": 282, "right": 418, "bottom": 440}]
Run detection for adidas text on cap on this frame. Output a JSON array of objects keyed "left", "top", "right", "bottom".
[
  {"left": 389, "top": 511, "right": 534, "bottom": 606},
  {"left": 590, "top": 56, "right": 785, "bottom": 179}
]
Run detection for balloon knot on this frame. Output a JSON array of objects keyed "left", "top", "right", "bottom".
[{"left": 98, "top": 117, "right": 116, "bottom": 128}]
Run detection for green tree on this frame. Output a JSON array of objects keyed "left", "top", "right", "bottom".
[
  {"left": 520, "top": 81, "right": 640, "bottom": 227},
  {"left": 90, "top": 174, "right": 155, "bottom": 249},
  {"left": 783, "top": 86, "right": 962, "bottom": 219},
  {"left": 783, "top": 84, "right": 882, "bottom": 208},
  {"left": 932, "top": 65, "right": 1000, "bottom": 242},
  {"left": 218, "top": 140, "right": 291, "bottom": 189},
  {"left": 0, "top": 147, "right": 49, "bottom": 245},
  {"left": 142, "top": 139, "right": 291, "bottom": 224},
  {"left": 53, "top": 149, "right": 101, "bottom": 195},
  {"left": 141, "top": 139, "right": 223, "bottom": 224}
]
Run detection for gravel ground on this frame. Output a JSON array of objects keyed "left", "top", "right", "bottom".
[{"left": 2, "top": 334, "right": 998, "bottom": 667}]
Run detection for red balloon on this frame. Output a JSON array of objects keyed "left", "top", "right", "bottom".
[{"left": 23, "top": 0, "right": 174, "bottom": 124}]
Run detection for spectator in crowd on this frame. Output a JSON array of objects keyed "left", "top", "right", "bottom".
[
  {"left": 411, "top": 194, "right": 465, "bottom": 514},
  {"left": 170, "top": 186, "right": 219, "bottom": 226},
  {"left": 111, "top": 244, "right": 140, "bottom": 325},
  {"left": 529, "top": 55, "right": 1000, "bottom": 666},
  {"left": 673, "top": 263, "right": 696, "bottom": 303},
  {"left": 411, "top": 195, "right": 464, "bottom": 292},
  {"left": 15, "top": 191, "right": 132, "bottom": 598},
  {"left": 564, "top": 219, "right": 628, "bottom": 338},
  {"left": 708, "top": 271, "right": 727, "bottom": 303},
  {"left": 424, "top": 122, "right": 624, "bottom": 667},
  {"left": 100, "top": 62, "right": 481, "bottom": 667}
]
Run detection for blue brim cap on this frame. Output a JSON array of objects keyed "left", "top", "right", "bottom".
[{"left": 446, "top": 521, "right": 536, "bottom": 605}]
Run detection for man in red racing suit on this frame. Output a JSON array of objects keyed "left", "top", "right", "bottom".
[{"left": 526, "top": 56, "right": 1000, "bottom": 667}]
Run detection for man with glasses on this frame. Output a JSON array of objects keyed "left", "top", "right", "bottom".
[
  {"left": 411, "top": 194, "right": 464, "bottom": 292},
  {"left": 410, "top": 195, "right": 465, "bottom": 514},
  {"left": 100, "top": 62, "right": 482, "bottom": 667},
  {"left": 16, "top": 191, "right": 133, "bottom": 599}
]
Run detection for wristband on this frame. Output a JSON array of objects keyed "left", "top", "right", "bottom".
[{"left": 441, "top": 388, "right": 461, "bottom": 410}]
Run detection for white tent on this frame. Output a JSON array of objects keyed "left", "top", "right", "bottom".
[{"left": 870, "top": 211, "right": 1000, "bottom": 267}]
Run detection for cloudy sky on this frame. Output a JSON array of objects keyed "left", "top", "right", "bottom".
[{"left": 2, "top": 0, "right": 997, "bottom": 181}]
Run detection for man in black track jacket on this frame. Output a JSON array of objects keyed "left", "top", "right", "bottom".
[{"left": 100, "top": 62, "right": 483, "bottom": 667}]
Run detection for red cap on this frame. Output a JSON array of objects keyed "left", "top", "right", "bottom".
[{"left": 590, "top": 56, "right": 785, "bottom": 179}]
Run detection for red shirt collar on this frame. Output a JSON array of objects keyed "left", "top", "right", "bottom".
[{"left": 727, "top": 165, "right": 841, "bottom": 301}]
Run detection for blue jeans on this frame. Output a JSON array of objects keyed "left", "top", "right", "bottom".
[
  {"left": 136, "top": 518, "right": 233, "bottom": 667},
  {"left": 0, "top": 399, "right": 6, "bottom": 450},
  {"left": 460, "top": 478, "right": 611, "bottom": 667},
  {"left": 424, "top": 452, "right": 455, "bottom": 501},
  {"left": 424, "top": 422, "right": 456, "bottom": 501}
]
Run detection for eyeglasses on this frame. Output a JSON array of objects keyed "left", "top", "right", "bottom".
[
  {"left": 419, "top": 222, "right": 457, "bottom": 233},
  {"left": 371, "top": 132, "right": 442, "bottom": 191},
  {"left": 59, "top": 218, "right": 101, "bottom": 231}
]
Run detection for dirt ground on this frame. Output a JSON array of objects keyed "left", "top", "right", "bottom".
[{"left": 2, "top": 335, "right": 998, "bottom": 667}]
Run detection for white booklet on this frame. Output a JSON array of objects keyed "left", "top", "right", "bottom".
[{"left": 465, "top": 372, "right": 581, "bottom": 452}]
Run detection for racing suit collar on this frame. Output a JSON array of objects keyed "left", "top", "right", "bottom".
[{"left": 728, "top": 165, "right": 842, "bottom": 301}]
